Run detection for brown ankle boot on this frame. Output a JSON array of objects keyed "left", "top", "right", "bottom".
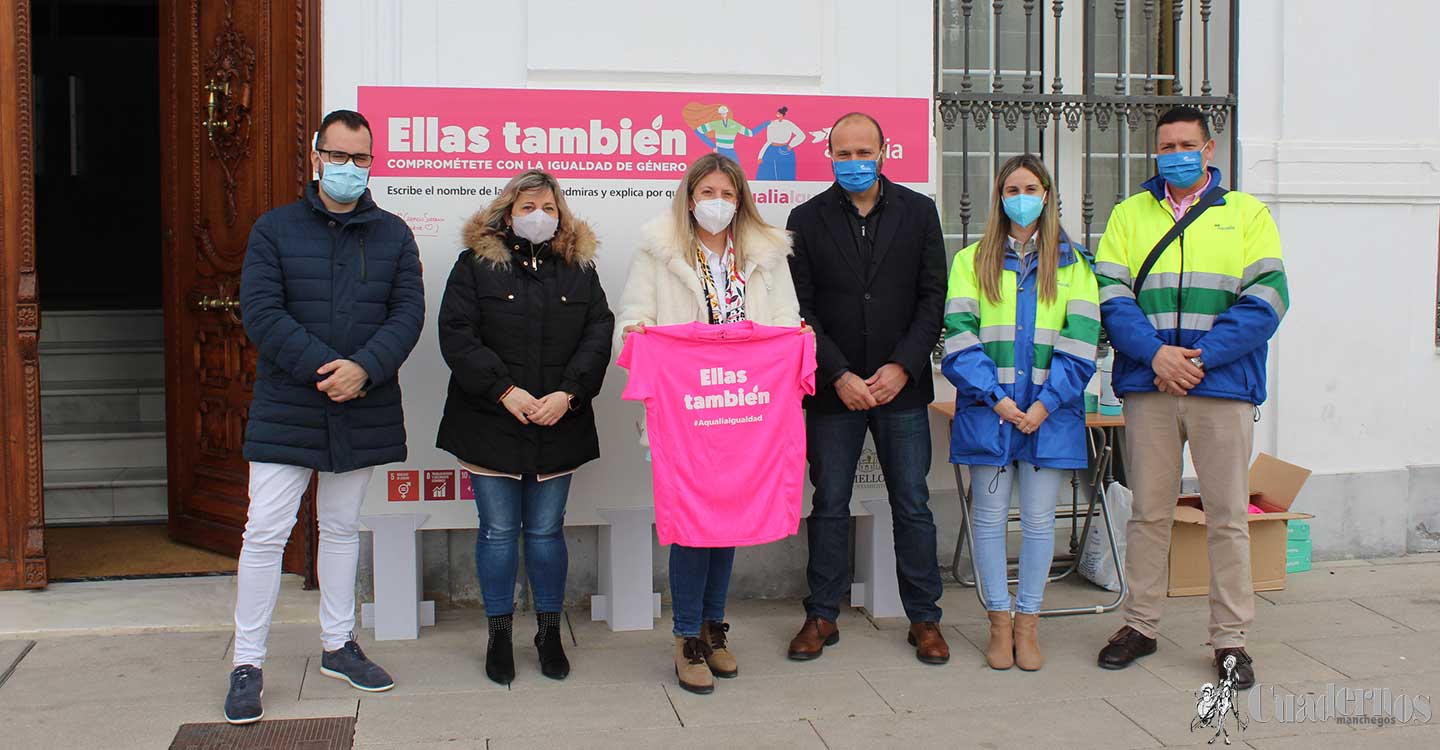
[
  {"left": 986, "top": 611, "right": 1014, "bottom": 670},
  {"left": 674, "top": 636, "right": 715, "bottom": 694},
  {"left": 1014, "top": 613, "right": 1043, "bottom": 671},
  {"left": 700, "top": 620, "right": 737, "bottom": 678}
]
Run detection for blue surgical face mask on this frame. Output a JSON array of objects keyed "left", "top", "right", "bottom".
[
  {"left": 319, "top": 160, "right": 370, "bottom": 204},
  {"left": 1156, "top": 148, "right": 1206, "bottom": 189},
  {"left": 1002, "top": 193, "right": 1045, "bottom": 228},
  {"left": 832, "top": 159, "right": 879, "bottom": 193}
]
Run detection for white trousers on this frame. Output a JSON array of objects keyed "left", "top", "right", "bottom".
[{"left": 232, "top": 461, "right": 374, "bottom": 667}]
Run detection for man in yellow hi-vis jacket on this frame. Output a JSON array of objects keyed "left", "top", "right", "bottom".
[{"left": 1092, "top": 107, "right": 1289, "bottom": 691}]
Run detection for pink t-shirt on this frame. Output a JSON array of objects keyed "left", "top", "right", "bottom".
[{"left": 618, "top": 321, "right": 816, "bottom": 547}]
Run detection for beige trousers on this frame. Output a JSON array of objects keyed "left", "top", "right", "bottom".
[{"left": 1121, "top": 392, "right": 1255, "bottom": 648}]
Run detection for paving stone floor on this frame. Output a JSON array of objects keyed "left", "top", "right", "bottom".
[{"left": 1, "top": 555, "right": 1437, "bottom": 748}]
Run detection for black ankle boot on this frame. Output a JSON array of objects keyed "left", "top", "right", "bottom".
[
  {"left": 486, "top": 614, "right": 515, "bottom": 685},
  {"left": 535, "top": 611, "right": 570, "bottom": 680}
]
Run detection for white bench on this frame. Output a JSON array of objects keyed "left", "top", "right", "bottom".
[
  {"left": 359, "top": 502, "right": 905, "bottom": 640},
  {"left": 359, "top": 513, "right": 436, "bottom": 640},
  {"left": 590, "top": 507, "right": 663, "bottom": 630}
]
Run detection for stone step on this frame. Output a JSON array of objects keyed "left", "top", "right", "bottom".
[
  {"left": 40, "top": 379, "right": 165, "bottom": 428},
  {"left": 43, "top": 467, "right": 168, "bottom": 526},
  {"left": 37, "top": 340, "right": 164, "bottom": 383},
  {"left": 39, "top": 309, "right": 162, "bottom": 345},
  {"left": 42, "top": 421, "right": 166, "bottom": 472}
]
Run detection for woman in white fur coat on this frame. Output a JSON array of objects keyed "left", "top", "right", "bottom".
[
  {"left": 614, "top": 153, "right": 802, "bottom": 696},
  {"left": 614, "top": 164, "right": 801, "bottom": 341}
]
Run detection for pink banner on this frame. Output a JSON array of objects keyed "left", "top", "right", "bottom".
[{"left": 357, "top": 86, "right": 930, "bottom": 183}]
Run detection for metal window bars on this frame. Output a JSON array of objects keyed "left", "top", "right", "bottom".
[{"left": 933, "top": 0, "right": 1238, "bottom": 253}]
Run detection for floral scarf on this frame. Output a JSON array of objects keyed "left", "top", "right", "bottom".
[{"left": 695, "top": 234, "right": 747, "bottom": 324}]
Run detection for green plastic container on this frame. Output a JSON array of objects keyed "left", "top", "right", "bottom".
[
  {"left": 1287, "top": 519, "right": 1311, "bottom": 541},
  {"left": 1085, "top": 393, "right": 1099, "bottom": 413},
  {"left": 1286, "top": 538, "right": 1312, "bottom": 573}
]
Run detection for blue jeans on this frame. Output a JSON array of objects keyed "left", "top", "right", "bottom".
[
  {"left": 469, "top": 472, "right": 572, "bottom": 616},
  {"left": 669, "top": 545, "right": 735, "bottom": 637},
  {"left": 804, "top": 407, "right": 943, "bottom": 623},
  {"left": 968, "top": 462, "right": 1064, "bottom": 614}
]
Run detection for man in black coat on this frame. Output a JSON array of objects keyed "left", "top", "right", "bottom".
[
  {"left": 225, "top": 110, "right": 424, "bottom": 725},
  {"left": 784, "top": 113, "right": 949, "bottom": 665}
]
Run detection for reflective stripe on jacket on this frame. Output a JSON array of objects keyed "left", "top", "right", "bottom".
[{"left": 1094, "top": 168, "right": 1288, "bottom": 405}]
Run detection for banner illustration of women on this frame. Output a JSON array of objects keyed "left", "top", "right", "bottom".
[
  {"left": 756, "top": 106, "right": 805, "bottom": 181},
  {"left": 362, "top": 86, "right": 930, "bottom": 184},
  {"left": 682, "top": 102, "right": 768, "bottom": 168}
]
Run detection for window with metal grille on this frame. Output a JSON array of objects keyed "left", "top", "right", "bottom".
[{"left": 933, "top": 0, "right": 1237, "bottom": 254}]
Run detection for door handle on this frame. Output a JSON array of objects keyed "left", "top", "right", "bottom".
[
  {"left": 196, "top": 295, "right": 240, "bottom": 313},
  {"left": 204, "top": 78, "right": 232, "bottom": 141}
]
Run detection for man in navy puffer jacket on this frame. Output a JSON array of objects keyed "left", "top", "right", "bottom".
[{"left": 224, "top": 110, "right": 424, "bottom": 725}]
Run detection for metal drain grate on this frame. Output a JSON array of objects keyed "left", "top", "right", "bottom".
[{"left": 170, "top": 716, "right": 356, "bottom": 749}]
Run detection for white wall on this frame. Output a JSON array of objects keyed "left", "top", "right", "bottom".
[
  {"left": 1238, "top": 0, "right": 1440, "bottom": 471},
  {"left": 325, "top": 0, "right": 934, "bottom": 101},
  {"left": 1238, "top": 0, "right": 1440, "bottom": 556}
]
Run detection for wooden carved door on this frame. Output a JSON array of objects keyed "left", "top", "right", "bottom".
[
  {"left": 0, "top": 0, "right": 44, "bottom": 589},
  {"left": 160, "top": 0, "right": 321, "bottom": 575}
]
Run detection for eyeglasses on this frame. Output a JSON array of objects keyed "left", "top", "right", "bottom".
[{"left": 317, "top": 148, "right": 374, "bottom": 168}]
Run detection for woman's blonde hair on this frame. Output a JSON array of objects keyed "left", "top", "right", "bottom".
[
  {"left": 471, "top": 169, "right": 575, "bottom": 240},
  {"left": 668, "top": 153, "right": 774, "bottom": 266},
  {"left": 975, "top": 154, "right": 1064, "bottom": 304}
]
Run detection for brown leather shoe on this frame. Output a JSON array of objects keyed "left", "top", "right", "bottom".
[
  {"left": 1097, "top": 625, "right": 1157, "bottom": 670},
  {"left": 1215, "top": 647, "right": 1255, "bottom": 690},
  {"left": 907, "top": 621, "right": 950, "bottom": 665},
  {"left": 787, "top": 616, "right": 839, "bottom": 661}
]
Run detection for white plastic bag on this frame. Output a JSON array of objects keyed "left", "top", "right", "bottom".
[{"left": 1078, "top": 481, "right": 1132, "bottom": 592}]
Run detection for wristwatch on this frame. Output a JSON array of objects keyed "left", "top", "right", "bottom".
[
  {"left": 565, "top": 392, "right": 578, "bottom": 412},
  {"left": 1190, "top": 356, "right": 1206, "bottom": 371}
]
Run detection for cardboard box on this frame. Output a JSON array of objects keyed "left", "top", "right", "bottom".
[
  {"left": 1287, "top": 519, "right": 1311, "bottom": 541},
  {"left": 1167, "top": 453, "right": 1314, "bottom": 597}
]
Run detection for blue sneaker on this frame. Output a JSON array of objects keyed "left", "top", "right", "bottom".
[
  {"left": 319, "top": 640, "right": 395, "bottom": 692},
  {"left": 224, "top": 665, "right": 264, "bottom": 725}
]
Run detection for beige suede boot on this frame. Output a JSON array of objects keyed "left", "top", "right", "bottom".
[
  {"left": 700, "top": 620, "right": 737, "bottom": 678},
  {"left": 1014, "top": 613, "right": 1044, "bottom": 671},
  {"left": 674, "top": 636, "right": 715, "bottom": 694},
  {"left": 986, "top": 611, "right": 1014, "bottom": 670}
]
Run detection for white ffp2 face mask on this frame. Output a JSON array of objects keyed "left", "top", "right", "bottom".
[
  {"left": 512, "top": 209, "right": 559, "bottom": 245},
  {"left": 692, "top": 198, "right": 737, "bottom": 235}
]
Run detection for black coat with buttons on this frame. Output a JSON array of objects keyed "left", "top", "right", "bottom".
[{"left": 435, "top": 217, "right": 614, "bottom": 475}]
